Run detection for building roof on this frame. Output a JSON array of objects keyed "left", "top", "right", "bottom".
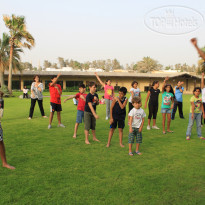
[{"left": 4, "top": 71, "right": 201, "bottom": 79}]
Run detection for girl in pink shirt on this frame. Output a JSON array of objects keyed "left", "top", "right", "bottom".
[{"left": 95, "top": 72, "right": 114, "bottom": 120}]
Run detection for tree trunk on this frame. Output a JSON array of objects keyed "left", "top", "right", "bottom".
[
  {"left": 0, "top": 69, "right": 4, "bottom": 87},
  {"left": 8, "top": 43, "right": 13, "bottom": 95}
]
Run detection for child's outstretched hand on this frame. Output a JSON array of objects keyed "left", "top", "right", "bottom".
[
  {"left": 64, "top": 99, "right": 67, "bottom": 103},
  {"left": 164, "top": 76, "right": 169, "bottom": 81},
  {"left": 190, "top": 38, "right": 197, "bottom": 46}
]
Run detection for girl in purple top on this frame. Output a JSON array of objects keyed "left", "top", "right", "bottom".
[{"left": 95, "top": 72, "right": 114, "bottom": 120}]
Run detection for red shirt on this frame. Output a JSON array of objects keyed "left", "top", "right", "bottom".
[
  {"left": 76, "top": 93, "right": 87, "bottom": 111},
  {"left": 49, "top": 83, "right": 62, "bottom": 104}
]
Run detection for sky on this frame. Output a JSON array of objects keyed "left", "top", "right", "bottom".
[{"left": 0, "top": 0, "right": 205, "bottom": 68}]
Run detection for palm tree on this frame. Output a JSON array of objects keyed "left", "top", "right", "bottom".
[
  {"left": 3, "top": 14, "right": 35, "bottom": 94},
  {"left": 0, "top": 32, "right": 23, "bottom": 87}
]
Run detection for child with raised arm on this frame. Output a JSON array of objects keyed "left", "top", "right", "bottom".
[
  {"left": 201, "top": 73, "right": 205, "bottom": 125},
  {"left": 144, "top": 81, "right": 160, "bottom": 130},
  {"left": 84, "top": 82, "right": 100, "bottom": 144},
  {"left": 0, "top": 91, "right": 15, "bottom": 169},
  {"left": 64, "top": 84, "right": 87, "bottom": 138},
  {"left": 106, "top": 87, "right": 128, "bottom": 148},
  {"left": 95, "top": 72, "right": 114, "bottom": 120},
  {"left": 161, "top": 77, "right": 174, "bottom": 134},
  {"left": 48, "top": 74, "right": 65, "bottom": 129},
  {"left": 186, "top": 87, "right": 205, "bottom": 140},
  {"left": 128, "top": 97, "right": 146, "bottom": 156}
]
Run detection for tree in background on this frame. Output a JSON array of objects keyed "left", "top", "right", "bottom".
[
  {"left": 0, "top": 32, "right": 23, "bottom": 88},
  {"left": 3, "top": 14, "right": 35, "bottom": 94}
]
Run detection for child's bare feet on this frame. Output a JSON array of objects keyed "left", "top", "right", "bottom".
[
  {"left": 73, "top": 134, "right": 76, "bottom": 138},
  {"left": 167, "top": 130, "right": 174, "bottom": 133},
  {"left": 3, "top": 163, "right": 15, "bottom": 170},
  {"left": 93, "top": 138, "right": 100, "bottom": 142},
  {"left": 120, "top": 144, "right": 124, "bottom": 148},
  {"left": 85, "top": 140, "right": 90, "bottom": 144},
  {"left": 106, "top": 144, "right": 110, "bottom": 147}
]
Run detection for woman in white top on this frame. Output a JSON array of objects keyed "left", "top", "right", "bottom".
[{"left": 28, "top": 75, "right": 47, "bottom": 119}]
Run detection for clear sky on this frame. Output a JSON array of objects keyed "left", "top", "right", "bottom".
[{"left": 0, "top": 0, "right": 205, "bottom": 68}]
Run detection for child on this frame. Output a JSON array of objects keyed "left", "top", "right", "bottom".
[
  {"left": 84, "top": 82, "right": 100, "bottom": 144},
  {"left": 48, "top": 74, "right": 65, "bottom": 129},
  {"left": 99, "top": 96, "right": 105, "bottom": 104},
  {"left": 64, "top": 84, "right": 87, "bottom": 138},
  {"left": 95, "top": 72, "right": 114, "bottom": 120},
  {"left": 161, "top": 77, "right": 174, "bottom": 134},
  {"left": 128, "top": 81, "right": 141, "bottom": 112},
  {"left": 106, "top": 87, "right": 128, "bottom": 148},
  {"left": 144, "top": 81, "right": 160, "bottom": 130},
  {"left": 128, "top": 97, "right": 146, "bottom": 156},
  {"left": 171, "top": 81, "right": 185, "bottom": 120},
  {"left": 0, "top": 91, "right": 15, "bottom": 169},
  {"left": 201, "top": 73, "right": 205, "bottom": 125},
  {"left": 186, "top": 87, "right": 205, "bottom": 140},
  {"left": 23, "top": 86, "right": 29, "bottom": 98}
]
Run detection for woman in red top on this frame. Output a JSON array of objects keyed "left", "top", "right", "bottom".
[{"left": 95, "top": 72, "right": 114, "bottom": 120}]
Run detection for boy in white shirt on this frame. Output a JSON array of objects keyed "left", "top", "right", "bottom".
[{"left": 128, "top": 97, "right": 146, "bottom": 156}]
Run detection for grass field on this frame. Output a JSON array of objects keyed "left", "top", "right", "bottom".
[{"left": 1, "top": 92, "right": 205, "bottom": 205}]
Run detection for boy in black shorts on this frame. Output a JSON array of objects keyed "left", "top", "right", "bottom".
[
  {"left": 84, "top": 82, "right": 100, "bottom": 144},
  {"left": 48, "top": 74, "right": 65, "bottom": 129},
  {"left": 0, "top": 91, "right": 15, "bottom": 169},
  {"left": 106, "top": 87, "right": 128, "bottom": 147}
]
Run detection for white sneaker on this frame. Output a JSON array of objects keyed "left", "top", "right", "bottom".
[
  {"left": 48, "top": 124, "right": 52, "bottom": 129},
  {"left": 58, "top": 124, "right": 66, "bottom": 128},
  {"left": 43, "top": 116, "right": 48, "bottom": 118},
  {"left": 152, "top": 126, "right": 160, "bottom": 130},
  {"left": 147, "top": 125, "right": 151, "bottom": 130},
  {"left": 105, "top": 117, "right": 108, "bottom": 120},
  {"left": 28, "top": 117, "right": 31, "bottom": 120}
]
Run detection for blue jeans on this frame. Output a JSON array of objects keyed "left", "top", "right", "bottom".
[{"left": 186, "top": 113, "right": 202, "bottom": 137}]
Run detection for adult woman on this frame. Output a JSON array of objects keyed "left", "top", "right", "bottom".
[
  {"left": 28, "top": 75, "right": 47, "bottom": 119},
  {"left": 95, "top": 72, "right": 114, "bottom": 120}
]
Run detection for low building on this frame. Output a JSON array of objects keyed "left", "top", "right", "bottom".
[{"left": 3, "top": 71, "right": 201, "bottom": 94}]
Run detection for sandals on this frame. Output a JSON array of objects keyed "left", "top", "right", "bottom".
[
  {"left": 186, "top": 136, "right": 190, "bottom": 140},
  {"left": 135, "top": 151, "right": 142, "bottom": 155},
  {"left": 129, "top": 152, "right": 133, "bottom": 156}
]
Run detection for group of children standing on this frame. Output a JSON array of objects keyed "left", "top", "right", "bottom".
[{"left": 46, "top": 71, "right": 205, "bottom": 157}]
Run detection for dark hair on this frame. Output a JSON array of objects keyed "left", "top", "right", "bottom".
[
  {"left": 132, "top": 96, "right": 141, "bottom": 104},
  {"left": 105, "top": 79, "right": 111, "bottom": 85},
  {"left": 152, "top": 81, "right": 159, "bottom": 87},
  {"left": 131, "top": 81, "right": 138, "bottom": 87},
  {"left": 119, "top": 87, "right": 127, "bottom": 95},
  {"left": 51, "top": 75, "right": 56, "bottom": 80},
  {"left": 79, "top": 84, "right": 86, "bottom": 89},
  {"left": 193, "top": 87, "right": 201, "bottom": 94},
  {"left": 164, "top": 84, "right": 175, "bottom": 98},
  {"left": 33, "top": 75, "right": 40, "bottom": 82},
  {"left": 102, "top": 96, "right": 104, "bottom": 98},
  {"left": 89, "top": 81, "right": 97, "bottom": 87}
]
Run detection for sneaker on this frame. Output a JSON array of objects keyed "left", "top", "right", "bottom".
[
  {"left": 43, "top": 116, "right": 48, "bottom": 118},
  {"left": 28, "top": 117, "right": 31, "bottom": 120},
  {"left": 105, "top": 117, "right": 108, "bottom": 120},
  {"left": 152, "top": 125, "right": 160, "bottom": 129},
  {"left": 147, "top": 125, "right": 151, "bottom": 130},
  {"left": 58, "top": 124, "right": 66, "bottom": 128},
  {"left": 186, "top": 136, "right": 190, "bottom": 140},
  {"left": 48, "top": 124, "right": 52, "bottom": 129},
  {"left": 199, "top": 136, "right": 205, "bottom": 140}
]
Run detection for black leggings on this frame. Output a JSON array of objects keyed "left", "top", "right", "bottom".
[
  {"left": 148, "top": 104, "right": 158, "bottom": 119},
  {"left": 29, "top": 98, "right": 45, "bottom": 118}
]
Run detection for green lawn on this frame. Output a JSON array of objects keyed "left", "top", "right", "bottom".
[{"left": 1, "top": 92, "right": 205, "bottom": 205}]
